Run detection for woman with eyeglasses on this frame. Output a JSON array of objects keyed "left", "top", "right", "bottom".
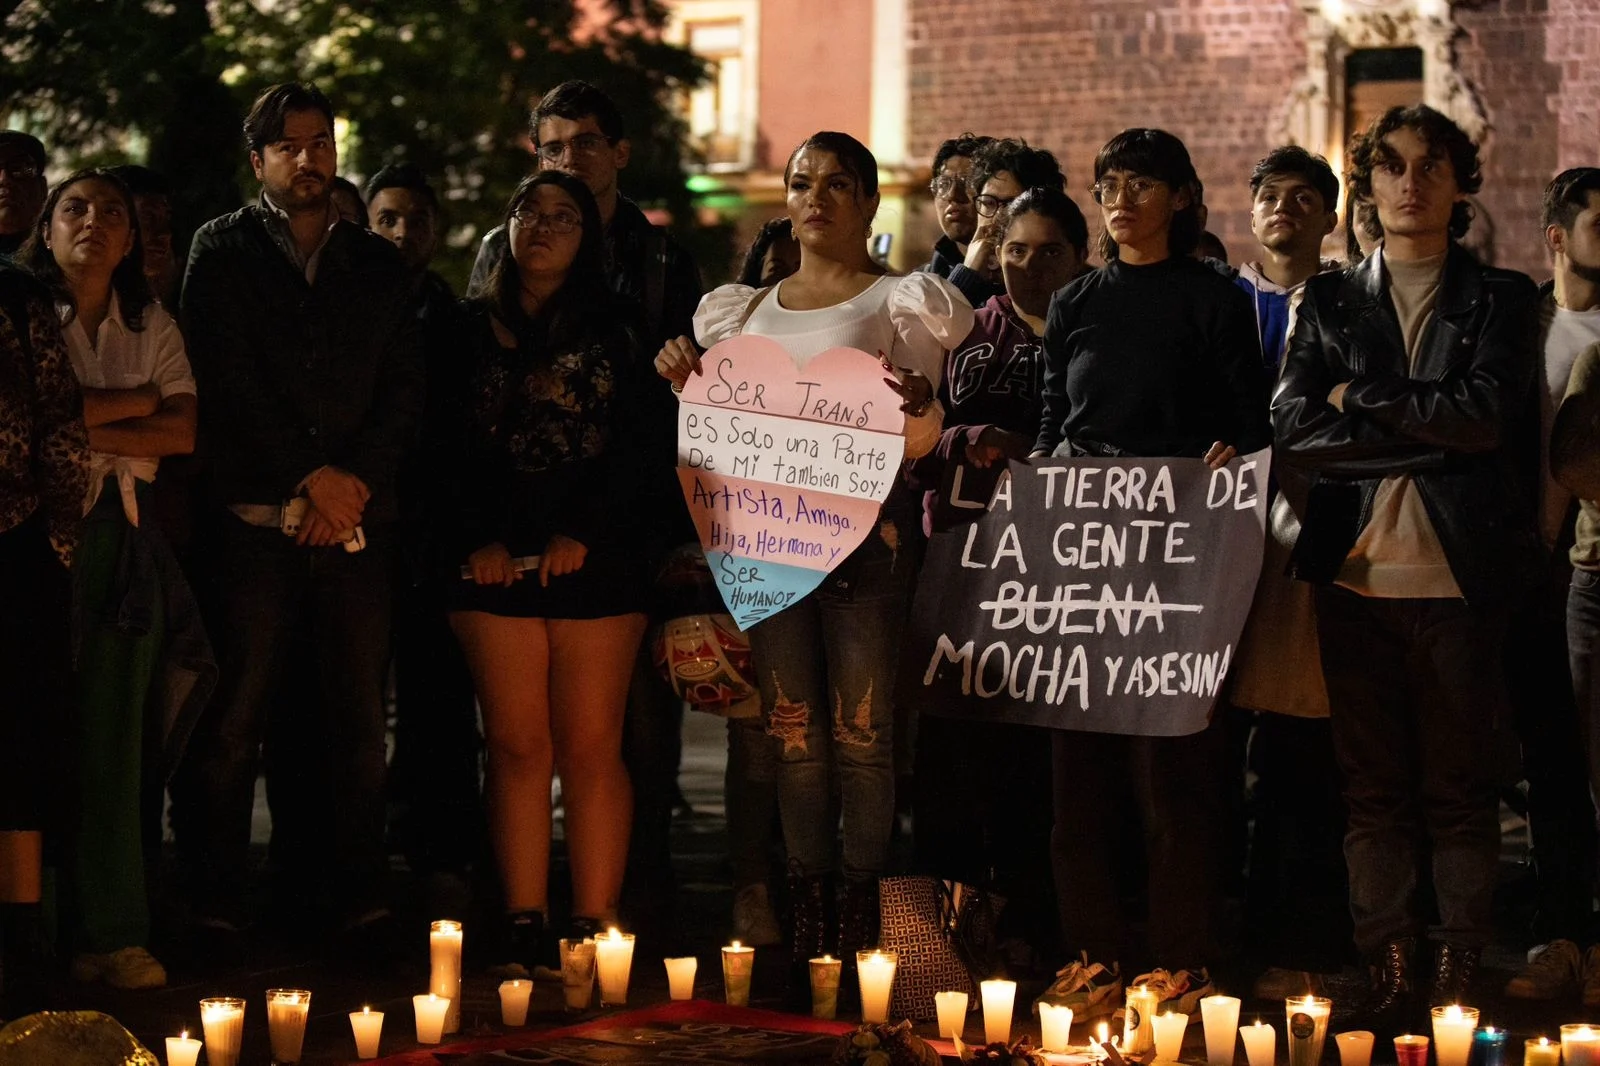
[
  {"left": 1030, "top": 129, "right": 1269, "bottom": 1017},
  {"left": 445, "top": 171, "right": 651, "bottom": 974},
  {"left": 655, "top": 131, "right": 973, "bottom": 1002}
]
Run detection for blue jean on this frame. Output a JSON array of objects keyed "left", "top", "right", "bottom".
[
  {"left": 1316, "top": 586, "right": 1510, "bottom": 953},
  {"left": 749, "top": 547, "right": 913, "bottom": 881}
]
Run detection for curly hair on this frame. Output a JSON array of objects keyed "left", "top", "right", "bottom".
[
  {"left": 931, "top": 133, "right": 994, "bottom": 182},
  {"left": 971, "top": 138, "right": 1066, "bottom": 199},
  {"left": 1346, "top": 105, "right": 1481, "bottom": 241}
]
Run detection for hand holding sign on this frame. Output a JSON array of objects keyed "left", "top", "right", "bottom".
[{"left": 675, "top": 335, "right": 907, "bottom": 629}]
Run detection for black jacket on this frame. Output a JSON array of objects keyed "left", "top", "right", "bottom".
[
  {"left": 1270, "top": 243, "right": 1543, "bottom": 605},
  {"left": 180, "top": 204, "right": 425, "bottom": 523}
]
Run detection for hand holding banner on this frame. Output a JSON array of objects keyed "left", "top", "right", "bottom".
[{"left": 675, "top": 335, "right": 907, "bottom": 629}]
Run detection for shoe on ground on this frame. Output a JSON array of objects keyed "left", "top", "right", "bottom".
[
  {"left": 1132, "top": 966, "right": 1215, "bottom": 1015},
  {"left": 732, "top": 883, "right": 783, "bottom": 947},
  {"left": 1582, "top": 944, "right": 1600, "bottom": 1010},
  {"left": 1505, "top": 939, "right": 1581, "bottom": 1000},
  {"left": 1033, "top": 951, "right": 1123, "bottom": 1018},
  {"left": 70, "top": 946, "right": 167, "bottom": 990},
  {"left": 1252, "top": 966, "right": 1327, "bottom": 1000}
]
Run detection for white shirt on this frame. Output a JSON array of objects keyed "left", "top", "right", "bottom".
[
  {"left": 62, "top": 294, "right": 196, "bottom": 524},
  {"left": 692, "top": 273, "right": 975, "bottom": 457},
  {"left": 1541, "top": 297, "right": 1600, "bottom": 545}
]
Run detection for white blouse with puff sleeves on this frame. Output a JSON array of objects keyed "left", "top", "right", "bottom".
[{"left": 691, "top": 273, "right": 974, "bottom": 458}]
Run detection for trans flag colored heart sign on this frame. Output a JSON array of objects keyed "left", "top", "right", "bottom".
[{"left": 675, "top": 334, "right": 907, "bottom": 629}]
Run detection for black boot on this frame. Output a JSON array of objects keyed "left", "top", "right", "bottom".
[
  {"left": 1430, "top": 942, "right": 1481, "bottom": 1006},
  {"left": 1359, "top": 937, "right": 1415, "bottom": 1035},
  {"left": 786, "top": 869, "right": 832, "bottom": 1010},
  {"left": 488, "top": 909, "right": 546, "bottom": 978},
  {"left": 836, "top": 878, "right": 881, "bottom": 1014}
]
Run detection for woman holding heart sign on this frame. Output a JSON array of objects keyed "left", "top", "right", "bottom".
[{"left": 655, "top": 130, "right": 974, "bottom": 1003}]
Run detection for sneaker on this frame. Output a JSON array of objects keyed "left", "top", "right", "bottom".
[
  {"left": 1581, "top": 945, "right": 1600, "bottom": 1010},
  {"left": 732, "top": 883, "right": 783, "bottom": 947},
  {"left": 1033, "top": 952, "right": 1123, "bottom": 1018},
  {"left": 1505, "top": 939, "right": 1581, "bottom": 1000},
  {"left": 1131, "top": 967, "right": 1215, "bottom": 1015},
  {"left": 71, "top": 946, "right": 167, "bottom": 990}
]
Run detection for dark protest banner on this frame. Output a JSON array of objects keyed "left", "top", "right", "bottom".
[{"left": 903, "top": 449, "right": 1271, "bottom": 736}]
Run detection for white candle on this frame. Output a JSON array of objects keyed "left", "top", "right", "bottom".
[
  {"left": 413, "top": 993, "right": 450, "bottom": 1045},
  {"left": 430, "top": 920, "right": 464, "bottom": 1034},
  {"left": 1564, "top": 1026, "right": 1600, "bottom": 1066},
  {"left": 499, "top": 979, "right": 532, "bottom": 1026},
  {"left": 937, "top": 990, "right": 971, "bottom": 1041},
  {"left": 664, "top": 957, "right": 697, "bottom": 1001},
  {"left": 1242, "top": 1020, "right": 1276, "bottom": 1066},
  {"left": 560, "top": 937, "right": 597, "bottom": 1011},
  {"left": 1124, "top": 985, "right": 1160, "bottom": 1055},
  {"left": 1526, "top": 1037, "right": 1562, "bottom": 1066},
  {"left": 594, "top": 928, "right": 636, "bottom": 1007},
  {"left": 1202, "top": 995, "right": 1241, "bottom": 1066},
  {"left": 982, "top": 979, "right": 1017, "bottom": 1046},
  {"left": 199, "top": 998, "right": 245, "bottom": 1066},
  {"left": 1432, "top": 1005, "right": 1480, "bottom": 1066},
  {"left": 1287, "top": 996, "right": 1332, "bottom": 1066},
  {"left": 349, "top": 1007, "right": 383, "bottom": 1059},
  {"left": 1041, "top": 1002, "right": 1075, "bottom": 1052},
  {"left": 856, "top": 950, "right": 897, "bottom": 1024},
  {"left": 721, "top": 941, "right": 754, "bottom": 1006},
  {"left": 1155, "top": 1011, "right": 1190, "bottom": 1062},
  {"left": 1337, "top": 1030, "right": 1376, "bottom": 1066},
  {"left": 165, "top": 1032, "right": 202, "bottom": 1066},
  {"left": 810, "top": 956, "right": 842, "bottom": 1020},
  {"left": 265, "top": 989, "right": 311, "bottom": 1064}
]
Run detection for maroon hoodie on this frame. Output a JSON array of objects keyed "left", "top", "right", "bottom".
[{"left": 907, "top": 294, "right": 1045, "bottom": 535}]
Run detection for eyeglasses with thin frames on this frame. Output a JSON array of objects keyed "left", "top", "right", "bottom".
[
  {"left": 1091, "top": 177, "right": 1165, "bottom": 206},
  {"left": 929, "top": 175, "right": 970, "bottom": 200},
  {"left": 536, "top": 133, "right": 613, "bottom": 164},
  {"left": 511, "top": 208, "right": 582, "bottom": 234}
]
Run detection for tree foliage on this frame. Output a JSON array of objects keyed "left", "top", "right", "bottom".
[{"left": 1, "top": 0, "right": 707, "bottom": 288}]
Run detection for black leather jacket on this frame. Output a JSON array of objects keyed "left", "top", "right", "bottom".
[{"left": 1270, "top": 243, "right": 1542, "bottom": 606}]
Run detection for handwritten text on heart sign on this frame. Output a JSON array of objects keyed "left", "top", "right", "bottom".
[{"left": 675, "top": 336, "right": 906, "bottom": 628}]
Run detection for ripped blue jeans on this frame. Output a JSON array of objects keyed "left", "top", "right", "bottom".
[{"left": 749, "top": 543, "right": 913, "bottom": 881}]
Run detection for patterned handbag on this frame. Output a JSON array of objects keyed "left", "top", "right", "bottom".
[{"left": 878, "top": 876, "right": 1006, "bottom": 1022}]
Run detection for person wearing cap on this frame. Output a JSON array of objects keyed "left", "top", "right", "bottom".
[{"left": 0, "top": 132, "right": 48, "bottom": 261}]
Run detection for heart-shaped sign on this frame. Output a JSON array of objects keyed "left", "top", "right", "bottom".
[{"left": 676, "top": 334, "right": 907, "bottom": 629}]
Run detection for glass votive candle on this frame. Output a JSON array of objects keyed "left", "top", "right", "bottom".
[
  {"left": 664, "top": 956, "right": 697, "bottom": 1001},
  {"left": 265, "top": 988, "right": 312, "bottom": 1065},
  {"left": 1526, "top": 1036, "right": 1562, "bottom": 1066},
  {"left": 856, "top": 950, "right": 897, "bottom": 1024},
  {"left": 1337, "top": 1030, "right": 1377, "bottom": 1066},
  {"left": 1564, "top": 1026, "right": 1600, "bottom": 1066},
  {"left": 1124, "top": 985, "right": 1160, "bottom": 1055},
  {"left": 810, "top": 955, "right": 842, "bottom": 1020},
  {"left": 349, "top": 1007, "right": 383, "bottom": 1059},
  {"left": 1396, "top": 1034, "right": 1432, "bottom": 1066},
  {"left": 199, "top": 998, "right": 246, "bottom": 1066},
  {"left": 594, "top": 928, "right": 636, "bottom": 1007},
  {"left": 1474, "top": 1028, "right": 1509, "bottom": 1066},
  {"left": 499, "top": 979, "right": 532, "bottom": 1026},
  {"left": 721, "top": 941, "right": 754, "bottom": 1006},
  {"left": 413, "top": 993, "right": 450, "bottom": 1044},
  {"left": 429, "top": 919, "right": 464, "bottom": 1035},
  {"left": 1287, "top": 996, "right": 1332, "bottom": 1066},
  {"left": 1433, "top": 1005, "right": 1481, "bottom": 1066},
  {"left": 560, "top": 937, "right": 597, "bottom": 1012}
]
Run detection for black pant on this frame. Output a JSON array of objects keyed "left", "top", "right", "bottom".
[
  {"left": 619, "top": 646, "right": 683, "bottom": 939},
  {"left": 173, "top": 518, "right": 393, "bottom": 924},
  {"left": 1507, "top": 556, "right": 1596, "bottom": 945},
  {"left": 1316, "top": 587, "right": 1510, "bottom": 953},
  {"left": 0, "top": 516, "right": 70, "bottom": 834},
  {"left": 1050, "top": 718, "right": 1227, "bottom": 971}
]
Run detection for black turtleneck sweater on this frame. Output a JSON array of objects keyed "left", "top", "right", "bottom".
[{"left": 1033, "top": 255, "right": 1270, "bottom": 459}]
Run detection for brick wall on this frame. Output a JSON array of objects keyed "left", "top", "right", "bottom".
[{"left": 905, "top": 0, "right": 1594, "bottom": 278}]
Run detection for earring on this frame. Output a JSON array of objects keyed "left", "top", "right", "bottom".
[{"left": 866, "top": 224, "right": 874, "bottom": 238}]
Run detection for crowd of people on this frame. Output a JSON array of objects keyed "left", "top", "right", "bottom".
[{"left": 2, "top": 71, "right": 1599, "bottom": 1044}]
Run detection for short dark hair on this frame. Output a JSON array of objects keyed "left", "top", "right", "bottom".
[
  {"left": 1250, "top": 145, "right": 1340, "bottom": 214},
  {"left": 971, "top": 138, "right": 1066, "bottom": 198},
  {"left": 1196, "top": 230, "right": 1230, "bottom": 264},
  {"left": 479, "top": 170, "right": 612, "bottom": 347},
  {"left": 1093, "top": 127, "right": 1203, "bottom": 260},
  {"left": 1543, "top": 167, "right": 1600, "bottom": 232},
  {"left": 784, "top": 131, "right": 879, "bottom": 200},
  {"left": 19, "top": 168, "right": 153, "bottom": 331},
  {"left": 1000, "top": 187, "right": 1089, "bottom": 256},
  {"left": 243, "top": 82, "right": 336, "bottom": 154},
  {"left": 1347, "top": 104, "right": 1481, "bottom": 241},
  {"left": 738, "top": 217, "right": 796, "bottom": 288},
  {"left": 104, "top": 164, "right": 169, "bottom": 200},
  {"left": 365, "top": 162, "right": 441, "bottom": 214},
  {"left": 932, "top": 133, "right": 994, "bottom": 181},
  {"left": 529, "top": 80, "right": 624, "bottom": 146}
]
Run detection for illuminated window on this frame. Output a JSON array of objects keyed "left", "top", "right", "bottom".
[
  {"left": 667, "top": 1, "right": 759, "bottom": 171},
  {"left": 1346, "top": 47, "right": 1424, "bottom": 140}
]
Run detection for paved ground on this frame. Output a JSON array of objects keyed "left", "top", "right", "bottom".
[{"left": 28, "top": 712, "right": 1600, "bottom": 1064}]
